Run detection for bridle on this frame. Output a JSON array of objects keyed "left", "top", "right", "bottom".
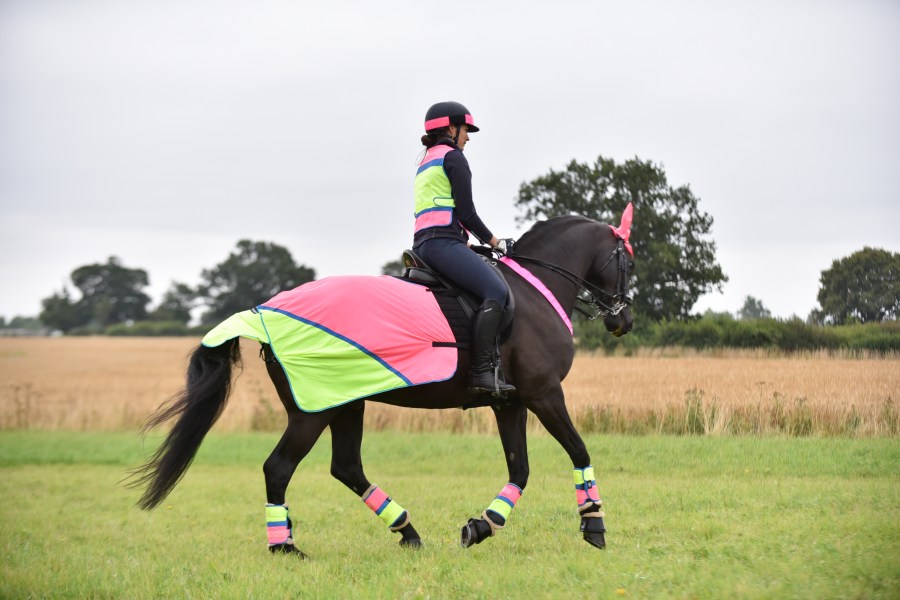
[{"left": 503, "top": 238, "right": 633, "bottom": 320}]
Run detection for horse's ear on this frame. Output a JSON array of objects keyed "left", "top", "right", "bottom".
[
  {"left": 619, "top": 203, "right": 633, "bottom": 241},
  {"left": 609, "top": 202, "right": 634, "bottom": 256}
]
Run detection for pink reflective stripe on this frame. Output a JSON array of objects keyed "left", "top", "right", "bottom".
[
  {"left": 424, "top": 114, "right": 474, "bottom": 131},
  {"left": 364, "top": 487, "right": 389, "bottom": 512},
  {"left": 267, "top": 525, "right": 290, "bottom": 544},
  {"left": 414, "top": 209, "right": 453, "bottom": 232},
  {"left": 587, "top": 485, "right": 601, "bottom": 503},
  {"left": 499, "top": 257, "right": 573, "bottom": 335},
  {"left": 576, "top": 489, "right": 589, "bottom": 505},
  {"left": 499, "top": 484, "right": 522, "bottom": 505}
]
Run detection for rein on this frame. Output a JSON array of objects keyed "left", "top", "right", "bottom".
[{"left": 502, "top": 239, "right": 632, "bottom": 321}]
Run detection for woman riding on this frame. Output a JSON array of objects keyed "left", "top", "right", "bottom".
[{"left": 412, "top": 101, "right": 515, "bottom": 396}]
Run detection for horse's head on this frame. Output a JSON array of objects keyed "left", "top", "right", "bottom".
[{"left": 582, "top": 204, "right": 634, "bottom": 337}]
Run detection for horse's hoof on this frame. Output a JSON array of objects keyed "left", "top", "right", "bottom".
[
  {"left": 399, "top": 537, "right": 423, "bottom": 549},
  {"left": 582, "top": 531, "right": 606, "bottom": 550},
  {"left": 269, "top": 543, "right": 308, "bottom": 558},
  {"left": 461, "top": 521, "right": 476, "bottom": 548},
  {"left": 460, "top": 518, "right": 492, "bottom": 548}
]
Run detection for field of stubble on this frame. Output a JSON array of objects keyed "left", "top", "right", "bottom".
[{"left": 0, "top": 337, "right": 896, "bottom": 435}]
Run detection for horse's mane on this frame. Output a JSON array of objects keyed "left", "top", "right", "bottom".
[{"left": 515, "top": 214, "right": 601, "bottom": 250}]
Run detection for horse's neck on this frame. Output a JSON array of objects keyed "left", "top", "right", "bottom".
[{"left": 517, "top": 221, "right": 600, "bottom": 315}]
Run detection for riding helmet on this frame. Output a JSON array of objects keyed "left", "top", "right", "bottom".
[{"left": 424, "top": 101, "right": 480, "bottom": 133}]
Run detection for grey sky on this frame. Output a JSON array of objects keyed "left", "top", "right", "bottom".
[{"left": 1, "top": 0, "right": 898, "bottom": 322}]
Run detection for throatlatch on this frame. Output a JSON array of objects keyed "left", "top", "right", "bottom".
[{"left": 362, "top": 485, "right": 410, "bottom": 531}]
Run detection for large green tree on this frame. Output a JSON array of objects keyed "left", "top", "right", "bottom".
[
  {"left": 199, "top": 240, "right": 315, "bottom": 324},
  {"left": 814, "top": 247, "right": 899, "bottom": 324},
  {"left": 150, "top": 282, "right": 197, "bottom": 324},
  {"left": 516, "top": 155, "right": 727, "bottom": 321},
  {"left": 40, "top": 257, "right": 151, "bottom": 331}
]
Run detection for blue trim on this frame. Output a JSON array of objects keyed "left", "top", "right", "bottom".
[
  {"left": 266, "top": 520, "right": 288, "bottom": 527},
  {"left": 389, "top": 511, "right": 407, "bottom": 529},
  {"left": 416, "top": 158, "right": 444, "bottom": 175},
  {"left": 414, "top": 206, "right": 454, "bottom": 217},
  {"left": 375, "top": 498, "right": 391, "bottom": 516},
  {"left": 495, "top": 495, "right": 516, "bottom": 509},
  {"left": 258, "top": 306, "right": 413, "bottom": 387}
]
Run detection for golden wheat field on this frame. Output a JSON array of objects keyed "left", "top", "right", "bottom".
[{"left": 0, "top": 337, "right": 897, "bottom": 436}]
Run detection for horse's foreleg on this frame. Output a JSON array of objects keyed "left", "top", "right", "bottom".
[
  {"left": 529, "top": 386, "right": 606, "bottom": 550},
  {"left": 329, "top": 403, "right": 421, "bottom": 548},
  {"left": 461, "top": 402, "right": 529, "bottom": 548}
]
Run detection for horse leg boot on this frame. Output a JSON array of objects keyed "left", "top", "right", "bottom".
[{"left": 467, "top": 299, "right": 516, "bottom": 396}]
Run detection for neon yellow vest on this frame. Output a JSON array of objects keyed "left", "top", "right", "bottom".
[{"left": 414, "top": 145, "right": 455, "bottom": 232}]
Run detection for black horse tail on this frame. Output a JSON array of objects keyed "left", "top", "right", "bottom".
[{"left": 130, "top": 338, "right": 242, "bottom": 510}]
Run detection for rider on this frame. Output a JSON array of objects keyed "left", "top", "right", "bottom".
[{"left": 412, "top": 101, "right": 515, "bottom": 396}]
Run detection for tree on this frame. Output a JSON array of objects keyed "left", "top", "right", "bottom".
[
  {"left": 381, "top": 259, "right": 405, "bottom": 277},
  {"left": 70, "top": 256, "right": 151, "bottom": 326},
  {"left": 737, "top": 296, "right": 772, "bottom": 320},
  {"left": 150, "top": 282, "right": 197, "bottom": 324},
  {"left": 516, "top": 155, "right": 727, "bottom": 321},
  {"left": 40, "top": 287, "right": 87, "bottom": 333},
  {"left": 815, "top": 247, "right": 899, "bottom": 324},
  {"left": 199, "top": 240, "right": 315, "bottom": 324}
]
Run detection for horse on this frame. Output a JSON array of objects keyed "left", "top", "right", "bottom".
[{"left": 130, "top": 207, "right": 635, "bottom": 556}]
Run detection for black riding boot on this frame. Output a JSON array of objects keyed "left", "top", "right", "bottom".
[{"left": 467, "top": 300, "right": 516, "bottom": 396}]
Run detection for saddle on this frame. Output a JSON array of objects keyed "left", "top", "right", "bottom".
[{"left": 399, "top": 248, "right": 514, "bottom": 338}]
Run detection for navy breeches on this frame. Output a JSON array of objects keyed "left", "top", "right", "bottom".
[{"left": 414, "top": 237, "right": 507, "bottom": 305}]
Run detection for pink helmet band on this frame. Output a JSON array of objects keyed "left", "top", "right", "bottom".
[{"left": 424, "top": 114, "right": 475, "bottom": 131}]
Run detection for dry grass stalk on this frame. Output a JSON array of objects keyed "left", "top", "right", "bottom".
[{"left": 0, "top": 338, "right": 896, "bottom": 436}]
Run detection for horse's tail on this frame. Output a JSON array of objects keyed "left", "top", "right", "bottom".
[{"left": 130, "top": 338, "right": 242, "bottom": 510}]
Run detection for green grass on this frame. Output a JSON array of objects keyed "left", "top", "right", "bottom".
[{"left": 1, "top": 431, "right": 898, "bottom": 599}]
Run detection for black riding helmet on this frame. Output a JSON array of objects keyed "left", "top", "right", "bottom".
[{"left": 424, "top": 101, "right": 480, "bottom": 133}]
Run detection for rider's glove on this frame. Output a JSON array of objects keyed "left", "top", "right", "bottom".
[{"left": 495, "top": 238, "right": 514, "bottom": 256}]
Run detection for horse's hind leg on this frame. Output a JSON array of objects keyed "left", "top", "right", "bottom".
[
  {"left": 461, "top": 402, "right": 529, "bottom": 548},
  {"left": 262, "top": 346, "right": 333, "bottom": 557},
  {"left": 329, "top": 402, "right": 422, "bottom": 548}
]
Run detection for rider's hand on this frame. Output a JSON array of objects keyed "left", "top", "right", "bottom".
[{"left": 495, "top": 238, "right": 513, "bottom": 256}]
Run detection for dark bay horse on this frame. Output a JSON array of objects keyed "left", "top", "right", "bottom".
[{"left": 131, "top": 210, "right": 635, "bottom": 555}]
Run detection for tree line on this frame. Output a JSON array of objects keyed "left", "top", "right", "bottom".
[{"left": 4, "top": 154, "right": 896, "bottom": 339}]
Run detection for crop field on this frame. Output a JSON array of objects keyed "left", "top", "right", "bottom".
[{"left": 0, "top": 337, "right": 896, "bottom": 436}]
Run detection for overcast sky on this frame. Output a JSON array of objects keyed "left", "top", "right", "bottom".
[{"left": 1, "top": 0, "right": 898, "bottom": 322}]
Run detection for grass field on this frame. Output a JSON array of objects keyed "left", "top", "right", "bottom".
[
  {"left": 1, "top": 431, "right": 898, "bottom": 598},
  {"left": 0, "top": 337, "right": 897, "bottom": 435}
]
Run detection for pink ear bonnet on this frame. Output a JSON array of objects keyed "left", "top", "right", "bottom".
[{"left": 609, "top": 203, "right": 633, "bottom": 256}]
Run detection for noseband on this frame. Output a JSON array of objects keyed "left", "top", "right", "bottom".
[{"left": 505, "top": 239, "right": 632, "bottom": 321}]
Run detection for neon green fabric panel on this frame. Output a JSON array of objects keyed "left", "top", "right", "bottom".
[
  {"left": 258, "top": 310, "right": 407, "bottom": 412},
  {"left": 201, "top": 310, "right": 269, "bottom": 347}
]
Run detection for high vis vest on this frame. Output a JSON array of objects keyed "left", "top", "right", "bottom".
[{"left": 414, "top": 145, "right": 456, "bottom": 233}]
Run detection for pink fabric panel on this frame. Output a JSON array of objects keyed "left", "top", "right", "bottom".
[
  {"left": 420, "top": 144, "right": 453, "bottom": 166},
  {"left": 414, "top": 210, "right": 453, "bottom": 231},
  {"left": 267, "top": 525, "right": 290, "bottom": 544},
  {"left": 499, "top": 257, "right": 573, "bottom": 335},
  {"left": 364, "top": 486, "right": 388, "bottom": 512},
  {"left": 576, "top": 489, "right": 589, "bottom": 506},
  {"left": 587, "top": 486, "right": 601, "bottom": 503},
  {"left": 499, "top": 484, "right": 522, "bottom": 505},
  {"left": 263, "top": 276, "right": 457, "bottom": 384}
]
